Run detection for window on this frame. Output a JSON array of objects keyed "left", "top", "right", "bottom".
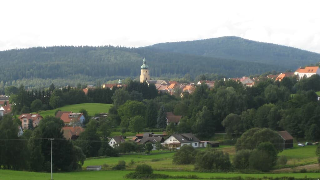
[{"left": 194, "top": 143, "right": 198, "bottom": 146}]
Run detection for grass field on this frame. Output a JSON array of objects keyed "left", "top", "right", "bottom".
[
  {"left": 38, "top": 103, "right": 112, "bottom": 117},
  {"left": 316, "top": 91, "right": 320, "bottom": 96},
  {"left": 1, "top": 169, "right": 320, "bottom": 180},
  {"left": 278, "top": 145, "right": 318, "bottom": 167}
]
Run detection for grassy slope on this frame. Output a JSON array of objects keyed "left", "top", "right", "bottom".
[
  {"left": 278, "top": 145, "right": 318, "bottom": 167},
  {"left": 1, "top": 170, "right": 320, "bottom": 180},
  {"left": 38, "top": 103, "right": 112, "bottom": 117}
]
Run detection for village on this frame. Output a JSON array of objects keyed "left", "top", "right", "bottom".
[{"left": 1, "top": 59, "right": 319, "bottom": 154}]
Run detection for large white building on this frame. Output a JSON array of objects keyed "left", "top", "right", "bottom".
[{"left": 294, "top": 66, "right": 320, "bottom": 79}]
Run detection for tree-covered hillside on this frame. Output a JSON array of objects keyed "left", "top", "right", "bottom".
[
  {"left": 149, "top": 36, "right": 320, "bottom": 69},
  {"left": 0, "top": 46, "right": 282, "bottom": 89}
]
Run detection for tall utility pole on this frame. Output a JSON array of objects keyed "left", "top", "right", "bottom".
[{"left": 50, "top": 138, "right": 54, "bottom": 180}]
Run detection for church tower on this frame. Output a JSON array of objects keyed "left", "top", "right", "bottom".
[{"left": 140, "top": 58, "right": 150, "bottom": 83}]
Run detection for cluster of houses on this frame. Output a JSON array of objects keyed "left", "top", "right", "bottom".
[{"left": 18, "top": 111, "right": 86, "bottom": 140}]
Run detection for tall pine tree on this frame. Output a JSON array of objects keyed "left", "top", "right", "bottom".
[{"left": 157, "top": 106, "right": 167, "bottom": 129}]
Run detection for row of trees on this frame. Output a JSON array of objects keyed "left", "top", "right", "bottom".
[
  {"left": 173, "top": 128, "right": 283, "bottom": 172},
  {"left": 105, "top": 74, "right": 320, "bottom": 141},
  {"left": 0, "top": 115, "right": 85, "bottom": 171}
]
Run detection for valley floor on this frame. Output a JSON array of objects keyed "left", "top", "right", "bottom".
[{"left": 1, "top": 170, "right": 320, "bottom": 180}]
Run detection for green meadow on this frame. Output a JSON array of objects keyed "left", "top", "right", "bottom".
[
  {"left": 1, "top": 169, "right": 320, "bottom": 180},
  {"left": 38, "top": 103, "right": 112, "bottom": 117}
]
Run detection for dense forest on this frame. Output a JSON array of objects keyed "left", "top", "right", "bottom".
[
  {"left": 0, "top": 42, "right": 294, "bottom": 90},
  {"left": 149, "top": 36, "right": 320, "bottom": 69}
]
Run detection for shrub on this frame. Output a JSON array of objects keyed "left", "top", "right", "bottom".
[
  {"left": 233, "top": 150, "right": 251, "bottom": 169},
  {"left": 112, "top": 160, "right": 126, "bottom": 170},
  {"left": 249, "top": 150, "right": 273, "bottom": 172},
  {"left": 300, "top": 168, "right": 307, "bottom": 173},
  {"left": 173, "top": 145, "right": 197, "bottom": 165},
  {"left": 278, "top": 155, "right": 288, "bottom": 166},
  {"left": 135, "top": 164, "right": 153, "bottom": 175},
  {"left": 194, "top": 149, "right": 231, "bottom": 171},
  {"left": 129, "top": 159, "right": 135, "bottom": 166},
  {"left": 145, "top": 142, "right": 153, "bottom": 154},
  {"left": 235, "top": 128, "right": 283, "bottom": 152}
]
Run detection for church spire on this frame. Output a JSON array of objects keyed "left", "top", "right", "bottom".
[{"left": 141, "top": 58, "right": 149, "bottom": 69}]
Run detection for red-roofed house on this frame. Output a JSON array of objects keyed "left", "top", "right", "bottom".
[
  {"left": 56, "top": 111, "right": 85, "bottom": 126},
  {"left": 294, "top": 66, "right": 320, "bottom": 79},
  {"left": 62, "top": 126, "right": 84, "bottom": 140},
  {"left": 275, "top": 72, "right": 295, "bottom": 81},
  {"left": 19, "top": 113, "right": 43, "bottom": 130}
]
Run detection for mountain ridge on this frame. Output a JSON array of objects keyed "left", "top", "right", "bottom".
[{"left": 148, "top": 36, "right": 320, "bottom": 70}]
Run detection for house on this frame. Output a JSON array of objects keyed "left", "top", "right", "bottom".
[
  {"left": 135, "top": 133, "right": 165, "bottom": 150},
  {"left": 140, "top": 136, "right": 164, "bottom": 150},
  {"left": 163, "top": 133, "right": 201, "bottom": 149},
  {"left": 0, "top": 95, "right": 9, "bottom": 106},
  {"left": 19, "top": 113, "right": 43, "bottom": 130},
  {"left": 278, "top": 131, "right": 294, "bottom": 150},
  {"left": 199, "top": 141, "right": 219, "bottom": 148},
  {"left": 166, "top": 112, "right": 182, "bottom": 126},
  {"left": 109, "top": 136, "right": 125, "bottom": 148},
  {"left": 56, "top": 111, "right": 85, "bottom": 126},
  {"left": 239, "top": 77, "right": 255, "bottom": 87},
  {"left": 62, "top": 126, "right": 84, "bottom": 140},
  {"left": 294, "top": 66, "right": 320, "bottom": 80},
  {"left": 0, "top": 106, "right": 4, "bottom": 117},
  {"left": 18, "top": 126, "right": 24, "bottom": 137},
  {"left": 197, "top": 81, "right": 215, "bottom": 89},
  {"left": 275, "top": 72, "right": 295, "bottom": 81}
]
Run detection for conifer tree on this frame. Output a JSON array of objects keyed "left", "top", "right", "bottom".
[{"left": 157, "top": 106, "right": 167, "bottom": 129}]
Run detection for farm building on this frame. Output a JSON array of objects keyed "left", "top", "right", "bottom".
[{"left": 278, "top": 131, "right": 294, "bottom": 150}]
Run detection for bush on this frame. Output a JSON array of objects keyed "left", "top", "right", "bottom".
[
  {"left": 235, "top": 128, "right": 283, "bottom": 152},
  {"left": 278, "top": 155, "right": 288, "bottom": 166},
  {"left": 112, "top": 160, "right": 126, "bottom": 170},
  {"left": 249, "top": 150, "right": 273, "bottom": 172},
  {"left": 135, "top": 164, "right": 153, "bottom": 175},
  {"left": 233, "top": 150, "right": 251, "bottom": 169},
  {"left": 194, "top": 149, "right": 231, "bottom": 171},
  {"left": 173, "top": 145, "right": 197, "bottom": 165}
]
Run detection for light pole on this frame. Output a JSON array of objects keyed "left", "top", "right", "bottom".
[{"left": 50, "top": 138, "right": 54, "bottom": 180}]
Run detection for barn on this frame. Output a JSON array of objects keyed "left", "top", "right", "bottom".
[{"left": 278, "top": 131, "right": 294, "bottom": 150}]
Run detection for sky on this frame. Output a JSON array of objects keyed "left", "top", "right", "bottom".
[{"left": 1, "top": 0, "right": 320, "bottom": 53}]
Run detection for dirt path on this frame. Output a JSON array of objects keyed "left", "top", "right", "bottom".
[{"left": 273, "top": 164, "right": 320, "bottom": 173}]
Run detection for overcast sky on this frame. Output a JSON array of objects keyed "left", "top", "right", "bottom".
[{"left": 1, "top": 0, "right": 320, "bottom": 53}]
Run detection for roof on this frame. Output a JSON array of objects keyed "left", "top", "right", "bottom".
[
  {"left": 275, "top": 72, "right": 295, "bottom": 81},
  {"left": 102, "top": 84, "right": 117, "bottom": 89},
  {"left": 278, "top": 131, "right": 293, "bottom": 140},
  {"left": 171, "top": 133, "right": 200, "bottom": 143},
  {"left": 166, "top": 112, "right": 182, "bottom": 123},
  {"left": 140, "top": 136, "right": 164, "bottom": 144},
  {"left": 19, "top": 113, "right": 43, "bottom": 121},
  {"left": 141, "top": 58, "right": 149, "bottom": 69},
  {"left": 55, "top": 111, "right": 72, "bottom": 118},
  {"left": 167, "top": 83, "right": 178, "bottom": 90},
  {"left": 59, "top": 112, "right": 83, "bottom": 124},
  {"left": 0, "top": 96, "right": 9, "bottom": 101},
  {"left": 112, "top": 136, "right": 125, "bottom": 144},
  {"left": 62, "top": 126, "right": 84, "bottom": 140},
  {"left": 295, "top": 66, "right": 319, "bottom": 73}
]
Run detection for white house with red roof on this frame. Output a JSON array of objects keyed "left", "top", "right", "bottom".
[{"left": 294, "top": 66, "right": 320, "bottom": 79}]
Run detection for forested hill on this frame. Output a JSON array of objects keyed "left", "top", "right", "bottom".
[
  {"left": 0, "top": 46, "right": 282, "bottom": 89},
  {"left": 148, "top": 36, "right": 320, "bottom": 70}
]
